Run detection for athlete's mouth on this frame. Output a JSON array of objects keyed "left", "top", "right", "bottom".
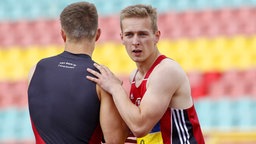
[{"left": 132, "top": 50, "right": 142, "bottom": 53}]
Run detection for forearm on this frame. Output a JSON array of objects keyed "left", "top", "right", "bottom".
[{"left": 110, "top": 85, "right": 149, "bottom": 137}]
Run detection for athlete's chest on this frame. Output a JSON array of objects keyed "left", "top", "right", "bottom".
[{"left": 130, "top": 78, "right": 148, "bottom": 106}]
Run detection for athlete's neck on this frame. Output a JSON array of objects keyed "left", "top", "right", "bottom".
[
  {"left": 64, "top": 40, "right": 95, "bottom": 56},
  {"left": 136, "top": 51, "right": 161, "bottom": 75}
]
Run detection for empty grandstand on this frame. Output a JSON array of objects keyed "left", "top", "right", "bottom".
[{"left": 0, "top": 0, "right": 256, "bottom": 143}]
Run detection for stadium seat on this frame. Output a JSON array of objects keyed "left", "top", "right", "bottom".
[
  {"left": 158, "top": 40, "right": 173, "bottom": 57},
  {"left": 214, "top": 99, "right": 235, "bottom": 129},
  {"left": 209, "top": 0, "right": 230, "bottom": 9},
  {"left": 249, "top": 82, "right": 256, "bottom": 97},
  {"left": 158, "top": 12, "right": 184, "bottom": 39},
  {"left": 193, "top": 0, "right": 210, "bottom": 10},
  {"left": 180, "top": 11, "right": 205, "bottom": 38},
  {"left": 203, "top": 71, "right": 222, "bottom": 86},
  {"left": 13, "top": 109, "right": 34, "bottom": 140},
  {"left": 29, "top": 20, "right": 62, "bottom": 46},
  {"left": 195, "top": 98, "right": 218, "bottom": 129},
  {"left": 222, "top": 69, "right": 241, "bottom": 81},
  {"left": 0, "top": 22, "right": 10, "bottom": 46},
  {"left": 229, "top": 81, "right": 249, "bottom": 97},
  {"left": 187, "top": 71, "right": 203, "bottom": 86},
  {"left": 98, "top": 15, "right": 120, "bottom": 42},
  {"left": 22, "top": 47, "right": 42, "bottom": 68},
  {"left": 11, "top": 81, "right": 28, "bottom": 107},
  {"left": 1, "top": 1, "right": 256, "bottom": 143},
  {"left": 241, "top": 67, "right": 256, "bottom": 81},
  {"left": 0, "top": 22, "right": 16, "bottom": 47},
  {"left": 208, "top": 81, "right": 229, "bottom": 98},
  {"left": 0, "top": 108, "right": 18, "bottom": 141},
  {"left": 187, "top": 71, "right": 207, "bottom": 98},
  {"left": 0, "top": 82, "right": 12, "bottom": 108},
  {"left": 0, "top": 108, "right": 34, "bottom": 142},
  {"left": 44, "top": 20, "right": 63, "bottom": 45},
  {"left": 234, "top": 98, "right": 255, "bottom": 128},
  {"left": 151, "top": 0, "right": 172, "bottom": 12}
]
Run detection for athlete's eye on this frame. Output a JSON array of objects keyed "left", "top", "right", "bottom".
[
  {"left": 138, "top": 32, "right": 148, "bottom": 37},
  {"left": 125, "top": 33, "right": 133, "bottom": 37}
]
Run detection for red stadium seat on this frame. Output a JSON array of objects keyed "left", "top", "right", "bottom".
[
  {"left": 98, "top": 15, "right": 120, "bottom": 42},
  {"left": 187, "top": 71, "right": 207, "bottom": 99},
  {"left": 10, "top": 80, "right": 28, "bottom": 107},
  {"left": 44, "top": 20, "right": 63, "bottom": 45},
  {"left": 179, "top": 11, "right": 204, "bottom": 38},
  {"left": 0, "top": 22, "right": 16, "bottom": 47},
  {"left": 203, "top": 71, "right": 222, "bottom": 85},
  {"left": 158, "top": 12, "right": 184, "bottom": 39},
  {"left": 242, "top": 68, "right": 256, "bottom": 83},
  {"left": 28, "top": 20, "right": 60, "bottom": 45},
  {"left": 208, "top": 80, "right": 230, "bottom": 99},
  {"left": 0, "top": 82, "right": 13, "bottom": 108},
  {"left": 228, "top": 81, "right": 248, "bottom": 98}
]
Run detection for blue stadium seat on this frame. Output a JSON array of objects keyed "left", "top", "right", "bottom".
[
  {"left": 0, "top": 108, "right": 33, "bottom": 142},
  {"left": 0, "top": 108, "right": 17, "bottom": 141},
  {"left": 234, "top": 98, "right": 255, "bottom": 129},
  {"left": 14, "top": 109, "right": 34, "bottom": 140},
  {"left": 195, "top": 98, "right": 218, "bottom": 129}
]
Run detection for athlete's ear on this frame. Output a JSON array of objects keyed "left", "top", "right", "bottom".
[
  {"left": 120, "top": 32, "right": 123, "bottom": 39},
  {"left": 154, "top": 30, "right": 160, "bottom": 44},
  {"left": 120, "top": 32, "right": 124, "bottom": 45},
  {"left": 61, "top": 29, "right": 66, "bottom": 42},
  {"left": 95, "top": 28, "right": 101, "bottom": 42}
]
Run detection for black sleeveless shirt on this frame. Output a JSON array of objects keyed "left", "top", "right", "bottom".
[{"left": 28, "top": 51, "right": 102, "bottom": 144}]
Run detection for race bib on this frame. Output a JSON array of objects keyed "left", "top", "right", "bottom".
[{"left": 137, "top": 132, "right": 163, "bottom": 144}]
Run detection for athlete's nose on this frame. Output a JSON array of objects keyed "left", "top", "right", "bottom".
[{"left": 132, "top": 35, "right": 140, "bottom": 46}]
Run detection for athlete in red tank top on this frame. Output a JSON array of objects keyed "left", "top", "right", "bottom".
[
  {"left": 87, "top": 4, "right": 205, "bottom": 144},
  {"left": 130, "top": 55, "right": 204, "bottom": 143}
]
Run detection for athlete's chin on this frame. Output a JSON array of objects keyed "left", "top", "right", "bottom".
[
  {"left": 131, "top": 57, "right": 143, "bottom": 63},
  {"left": 129, "top": 53, "right": 143, "bottom": 61}
]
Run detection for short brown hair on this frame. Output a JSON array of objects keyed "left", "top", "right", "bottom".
[
  {"left": 60, "top": 2, "right": 98, "bottom": 41},
  {"left": 120, "top": 4, "right": 158, "bottom": 33}
]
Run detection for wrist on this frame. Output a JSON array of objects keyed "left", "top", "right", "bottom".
[{"left": 110, "top": 83, "right": 123, "bottom": 95}]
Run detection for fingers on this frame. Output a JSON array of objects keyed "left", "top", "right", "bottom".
[
  {"left": 93, "top": 63, "right": 104, "bottom": 71},
  {"left": 86, "top": 75, "right": 99, "bottom": 83},
  {"left": 87, "top": 67, "right": 101, "bottom": 78},
  {"left": 93, "top": 63, "right": 101, "bottom": 69},
  {"left": 86, "top": 63, "right": 112, "bottom": 84},
  {"left": 94, "top": 63, "right": 108, "bottom": 74},
  {"left": 86, "top": 68, "right": 100, "bottom": 83},
  {"left": 86, "top": 63, "right": 107, "bottom": 83},
  {"left": 96, "top": 63, "right": 114, "bottom": 77}
]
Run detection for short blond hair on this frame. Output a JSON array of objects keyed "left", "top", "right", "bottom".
[{"left": 120, "top": 4, "right": 158, "bottom": 33}]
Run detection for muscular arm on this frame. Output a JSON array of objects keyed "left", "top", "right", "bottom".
[
  {"left": 97, "top": 85, "right": 128, "bottom": 143},
  {"left": 87, "top": 61, "right": 185, "bottom": 137},
  {"left": 135, "top": 61, "right": 182, "bottom": 135}
]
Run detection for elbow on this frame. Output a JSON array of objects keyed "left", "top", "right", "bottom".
[
  {"left": 129, "top": 125, "right": 150, "bottom": 138},
  {"left": 126, "top": 116, "right": 154, "bottom": 138},
  {"left": 133, "top": 132, "right": 147, "bottom": 138}
]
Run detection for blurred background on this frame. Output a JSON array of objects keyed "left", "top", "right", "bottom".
[{"left": 0, "top": 0, "right": 256, "bottom": 143}]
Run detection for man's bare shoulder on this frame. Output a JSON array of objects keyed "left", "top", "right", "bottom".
[
  {"left": 147, "top": 58, "right": 189, "bottom": 90},
  {"left": 155, "top": 58, "right": 186, "bottom": 77}
]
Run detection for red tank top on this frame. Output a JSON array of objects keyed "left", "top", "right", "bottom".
[{"left": 129, "top": 55, "right": 205, "bottom": 144}]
